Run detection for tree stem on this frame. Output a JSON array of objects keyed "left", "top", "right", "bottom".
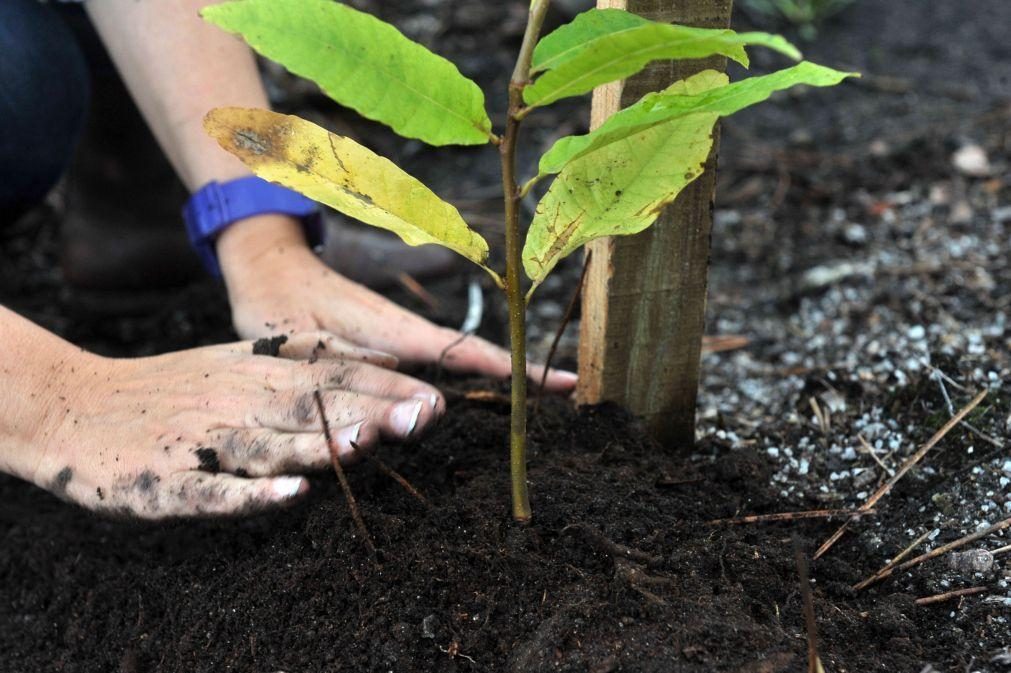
[{"left": 500, "top": 0, "right": 550, "bottom": 523}]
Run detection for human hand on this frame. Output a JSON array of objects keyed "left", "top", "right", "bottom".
[
  {"left": 216, "top": 214, "right": 579, "bottom": 393},
  {"left": 20, "top": 332, "right": 443, "bottom": 519}
]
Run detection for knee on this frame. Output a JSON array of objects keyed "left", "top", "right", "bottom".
[{"left": 0, "top": 0, "right": 90, "bottom": 217}]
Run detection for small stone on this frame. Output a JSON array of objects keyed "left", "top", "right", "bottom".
[
  {"left": 421, "top": 614, "right": 438, "bottom": 639},
  {"left": 868, "top": 139, "right": 890, "bottom": 157},
  {"left": 952, "top": 144, "right": 991, "bottom": 177},
  {"left": 929, "top": 181, "right": 952, "bottom": 205},
  {"left": 948, "top": 549, "right": 994, "bottom": 574},
  {"left": 842, "top": 223, "right": 868, "bottom": 245},
  {"left": 950, "top": 199, "right": 974, "bottom": 224}
]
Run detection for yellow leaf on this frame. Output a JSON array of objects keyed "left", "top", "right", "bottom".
[{"left": 204, "top": 108, "right": 495, "bottom": 276}]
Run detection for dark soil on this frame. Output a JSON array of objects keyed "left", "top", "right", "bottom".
[
  {"left": 0, "top": 393, "right": 1000, "bottom": 673},
  {"left": 2, "top": 0, "right": 1011, "bottom": 671},
  {"left": 252, "top": 334, "right": 289, "bottom": 357}
]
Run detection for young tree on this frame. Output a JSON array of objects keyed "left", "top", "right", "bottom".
[{"left": 201, "top": 0, "right": 854, "bottom": 521}]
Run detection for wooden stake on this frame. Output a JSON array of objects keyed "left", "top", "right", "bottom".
[
  {"left": 576, "top": 0, "right": 732, "bottom": 449},
  {"left": 813, "top": 389, "right": 987, "bottom": 560}
]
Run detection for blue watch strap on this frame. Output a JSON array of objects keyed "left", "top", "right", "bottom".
[{"left": 183, "top": 176, "right": 323, "bottom": 277}]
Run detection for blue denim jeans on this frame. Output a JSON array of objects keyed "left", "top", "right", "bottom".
[{"left": 0, "top": 0, "right": 90, "bottom": 221}]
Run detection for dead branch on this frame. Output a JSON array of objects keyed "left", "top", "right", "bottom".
[
  {"left": 350, "top": 440, "right": 431, "bottom": 509},
  {"left": 561, "top": 522, "right": 661, "bottom": 566},
  {"left": 894, "top": 517, "right": 1011, "bottom": 574},
  {"left": 313, "top": 390, "right": 378, "bottom": 563},
  {"left": 561, "top": 523, "right": 671, "bottom": 605},
  {"left": 915, "top": 586, "right": 988, "bottom": 606},
  {"left": 932, "top": 369, "right": 1004, "bottom": 449},
  {"left": 853, "top": 528, "right": 934, "bottom": 591},
  {"left": 707, "top": 508, "right": 875, "bottom": 526},
  {"left": 795, "top": 541, "right": 824, "bottom": 673},
  {"left": 866, "top": 516, "right": 1011, "bottom": 587},
  {"left": 813, "top": 389, "right": 987, "bottom": 560},
  {"left": 701, "top": 334, "right": 751, "bottom": 354},
  {"left": 397, "top": 272, "right": 441, "bottom": 311},
  {"left": 534, "top": 250, "right": 591, "bottom": 410},
  {"left": 857, "top": 433, "right": 895, "bottom": 477}
]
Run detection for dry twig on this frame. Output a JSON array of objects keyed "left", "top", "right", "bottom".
[
  {"left": 853, "top": 525, "right": 930, "bottom": 586},
  {"left": 435, "top": 331, "right": 471, "bottom": 383},
  {"left": 313, "top": 390, "right": 378, "bottom": 562},
  {"left": 932, "top": 369, "right": 1004, "bottom": 448},
  {"left": 795, "top": 541, "right": 825, "bottom": 673},
  {"left": 397, "top": 272, "right": 441, "bottom": 311},
  {"left": 915, "top": 586, "right": 988, "bottom": 606},
  {"left": 894, "top": 517, "right": 1011, "bottom": 575},
  {"left": 809, "top": 396, "right": 830, "bottom": 436},
  {"left": 813, "top": 389, "right": 988, "bottom": 560},
  {"left": 707, "top": 508, "right": 874, "bottom": 526},
  {"left": 701, "top": 334, "right": 751, "bottom": 354},
  {"left": 535, "top": 250, "right": 591, "bottom": 410},
  {"left": 350, "top": 440, "right": 431, "bottom": 508},
  {"left": 857, "top": 433, "right": 895, "bottom": 477},
  {"left": 865, "top": 516, "right": 1011, "bottom": 588},
  {"left": 853, "top": 528, "right": 934, "bottom": 591}
]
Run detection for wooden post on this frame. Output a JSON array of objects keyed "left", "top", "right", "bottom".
[{"left": 576, "top": 0, "right": 733, "bottom": 448}]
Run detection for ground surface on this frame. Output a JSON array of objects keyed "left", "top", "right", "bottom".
[{"left": 2, "top": 0, "right": 1010, "bottom": 671}]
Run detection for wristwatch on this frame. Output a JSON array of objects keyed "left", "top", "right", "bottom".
[{"left": 183, "top": 176, "right": 323, "bottom": 277}]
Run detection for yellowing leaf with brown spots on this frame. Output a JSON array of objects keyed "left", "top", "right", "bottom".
[{"left": 205, "top": 108, "right": 494, "bottom": 273}]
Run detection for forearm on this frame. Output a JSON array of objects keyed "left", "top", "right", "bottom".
[
  {"left": 85, "top": 0, "right": 268, "bottom": 190},
  {"left": 0, "top": 306, "right": 92, "bottom": 483},
  {"left": 85, "top": 1, "right": 305, "bottom": 284}
]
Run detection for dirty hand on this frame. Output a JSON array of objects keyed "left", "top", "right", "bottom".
[
  {"left": 216, "top": 215, "right": 579, "bottom": 393},
  {"left": 6, "top": 329, "right": 442, "bottom": 519}
]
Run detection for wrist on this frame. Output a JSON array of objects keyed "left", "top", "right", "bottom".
[
  {"left": 185, "top": 177, "right": 322, "bottom": 278},
  {"left": 216, "top": 213, "right": 314, "bottom": 287}
]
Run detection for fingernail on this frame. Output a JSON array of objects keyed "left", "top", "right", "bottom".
[
  {"left": 391, "top": 400, "right": 424, "bottom": 437},
  {"left": 413, "top": 392, "right": 441, "bottom": 413},
  {"left": 363, "top": 348, "right": 399, "bottom": 365},
  {"left": 339, "top": 420, "right": 365, "bottom": 448},
  {"left": 556, "top": 370, "right": 578, "bottom": 384},
  {"left": 272, "top": 476, "right": 305, "bottom": 500}
]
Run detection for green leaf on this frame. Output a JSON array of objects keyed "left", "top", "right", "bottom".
[
  {"left": 537, "top": 62, "right": 855, "bottom": 177},
  {"left": 531, "top": 9, "right": 650, "bottom": 74},
  {"left": 205, "top": 108, "right": 496, "bottom": 276},
  {"left": 522, "top": 108, "right": 717, "bottom": 289},
  {"left": 522, "top": 61, "right": 856, "bottom": 289},
  {"left": 202, "top": 0, "right": 493, "bottom": 146},
  {"left": 524, "top": 8, "right": 801, "bottom": 107}
]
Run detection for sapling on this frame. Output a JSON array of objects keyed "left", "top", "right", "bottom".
[{"left": 201, "top": 0, "right": 856, "bottom": 522}]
